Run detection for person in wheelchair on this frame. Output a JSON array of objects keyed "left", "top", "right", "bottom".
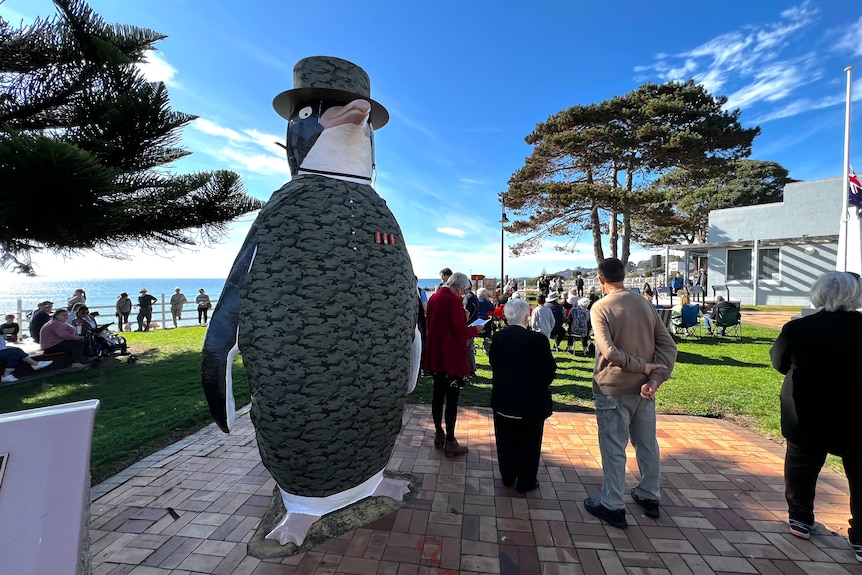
[{"left": 72, "top": 306, "right": 128, "bottom": 359}]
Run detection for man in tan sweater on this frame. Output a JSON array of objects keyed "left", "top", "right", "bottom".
[{"left": 584, "top": 258, "right": 677, "bottom": 529}]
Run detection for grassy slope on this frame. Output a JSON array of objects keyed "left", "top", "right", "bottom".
[{"left": 0, "top": 328, "right": 249, "bottom": 484}]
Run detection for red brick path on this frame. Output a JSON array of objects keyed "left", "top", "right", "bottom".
[{"left": 89, "top": 405, "right": 862, "bottom": 574}]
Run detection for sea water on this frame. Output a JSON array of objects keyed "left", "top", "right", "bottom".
[{"left": 0, "top": 278, "right": 227, "bottom": 316}]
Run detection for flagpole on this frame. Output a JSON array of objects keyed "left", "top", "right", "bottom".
[{"left": 839, "top": 66, "right": 853, "bottom": 272}]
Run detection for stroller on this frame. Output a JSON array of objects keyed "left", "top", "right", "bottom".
[{"left": 83, "top": 322, "right": 138, "bottom": 364}]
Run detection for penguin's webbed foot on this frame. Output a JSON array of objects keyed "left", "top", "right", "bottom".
[
  {"left": 265, "top": 511, "right": 321, "bottom": 545},
  {"left": 372, "top": 477, "right": 411, "bottom": 501}
]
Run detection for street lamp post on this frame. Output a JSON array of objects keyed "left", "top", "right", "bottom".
[{"left": 500, "top": 195, "right": 509, "bottom": 297}]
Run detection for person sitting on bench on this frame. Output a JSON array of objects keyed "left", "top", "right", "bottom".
[
  {"left": 39, "top": 309, "right": 90, "bottom": 370},
  {"left": 0, "top": 338, "right": 52, "bottom": 383}
]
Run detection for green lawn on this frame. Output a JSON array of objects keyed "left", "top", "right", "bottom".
[
  {"left": 0, "top": 327, "right": 250, "bottom": 484},
  {"left": 412, "top": 324, "right": 784, "bottom": 441},
  {"left": 0, "top": 322, "right": 799, "bottom": 484}
]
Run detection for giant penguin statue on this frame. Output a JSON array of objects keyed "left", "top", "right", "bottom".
[{"left": 201, "top": 56, "right": 421, "bottom": 545}]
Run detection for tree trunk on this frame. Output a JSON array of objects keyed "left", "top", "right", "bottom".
[
  {"left": 609, "top": 211, "right": 618, "bottom": 259},
  {"left": 621, "top": 209, "right": 631, "bottom": 267},
  {"left": 590, "top": 203, "right": 604, "bottom": 266}
]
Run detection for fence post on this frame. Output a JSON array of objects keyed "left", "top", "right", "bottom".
[{"left": 159, "top": 294, "right": 167, "bottom": 330}]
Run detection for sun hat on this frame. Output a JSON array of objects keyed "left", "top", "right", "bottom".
[
  {"left": 547, "top": 293, "right": 560, "bottom": 302},
  {"left": 272, "top": 56, "right": 389, "bottom": 128},
  {"left": 140, "top": 289, "right": 147, "bottom": 293}
]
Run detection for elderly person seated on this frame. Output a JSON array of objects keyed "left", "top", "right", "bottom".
[
  {"left": 39, "top": 309, "right": 90, "bottom": 370},
  {"left": 0, "top": 338, "right": 52, "bottom": 383},
  {"left": 488, "top": 297, "right": 556, "bottom": 493},
  {"left": 770, "top": 272, "right": 862, "bottom": 561},
  {"left": 703, "top": 295, "right": 740, "bottom": 335},
  {"left": 564, "top": 297, "right": 592, "bottom": 354}
]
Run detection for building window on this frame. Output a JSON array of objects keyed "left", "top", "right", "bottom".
[
  {"left": 726, "top": 249, "right": 752, "bottom": 281},
  {"left": 758, "top": 248, "right": 780, "bottom": 281}
]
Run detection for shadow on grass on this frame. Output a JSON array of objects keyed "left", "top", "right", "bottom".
[{"left": 676, "top": 349, "right": 763, "bottom": 367}]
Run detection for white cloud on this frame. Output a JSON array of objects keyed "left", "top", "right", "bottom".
[
  {"left": 137, "top": 51, "right": 179, "bottom": 87},
  {"left": 835, "top": 15, "right": 862, "bottom": 57},
  {"left": 634, "top": 2, "right": 826, "bottom": 121},
  {"left": 459, "top": 178, "right": 485, "bottom": 185},
  {"left": 437, "top": 227, "right": 467, "bottom": 238},
  {"left": 189, "top": 118, "right": 289, "bottom": 177}
]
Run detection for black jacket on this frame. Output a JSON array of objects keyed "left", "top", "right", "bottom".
[
  {"left": 489, "top": 325, "right": 556, "bottom": 421},
  {"left": 770, "top": 309, "right": 862, "bottom": 456}
]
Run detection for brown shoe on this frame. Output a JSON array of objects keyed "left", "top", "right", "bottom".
[{"left": 444, "top": 439, "right": 468, "bottom": 458}]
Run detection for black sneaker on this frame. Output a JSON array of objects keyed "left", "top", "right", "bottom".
[
  {"left": 631, "top": 489, "right": 660, "bottom": 518},
  {"left": 848, "top": 538, "right": 861, "bottom": 562},
  {"left": 584, "top": 498, "right": 627, "bottom": 529},
  {"left": 516, "top": 480, "right": 539, "bottom": 494},
  {"left": 789, "top": 519, "right": 816, "bottom": 539}
]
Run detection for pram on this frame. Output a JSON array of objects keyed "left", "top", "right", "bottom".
[{"left": 83, "top": 322, "right": 138, "bottom": 364}]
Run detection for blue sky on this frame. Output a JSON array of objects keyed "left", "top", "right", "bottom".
[{"left": 3, "top": 0, "right": 862, "bottom": 280}]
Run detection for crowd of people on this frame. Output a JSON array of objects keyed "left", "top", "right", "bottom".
[
  {"left": 1, "top": 285, "right": 215, "bottom": 380},
  {"left": 417, "top": 263, "right": 860, "bottom": 562}
]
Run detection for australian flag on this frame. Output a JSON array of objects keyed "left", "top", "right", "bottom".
[{"left": 850, "top": 166, "right": 862, "bottom": 216}]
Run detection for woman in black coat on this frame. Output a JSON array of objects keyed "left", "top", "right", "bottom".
[
  {"left": 770, "top": 271, "right": 862, "bottom": 560},
  {"left": 488, "top": 297, "right": 556, "bottom": 493}
]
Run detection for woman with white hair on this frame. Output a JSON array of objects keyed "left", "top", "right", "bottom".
[
  {"left": 476, "top": 288, "right": 496, "bottom": 319},
  {"left": 770, "top": 271, "right": 862, "bottom": 560},
  {"left": 488, "top": 297, "right": 556, "bottom": 493},
  {"left": 422, "top": 272, "right": 486, "bottom": 457}
]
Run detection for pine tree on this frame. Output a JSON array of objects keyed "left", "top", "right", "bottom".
[
  {"left": 0, "top": 0, "right": 264, "bottom": 274},
  {"left": 505, "top": 81, "right": 760, "bottom": 267}
]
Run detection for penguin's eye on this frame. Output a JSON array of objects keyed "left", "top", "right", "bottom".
[{"left": 298, "top": 106, "right": 313, "bottom": 119}]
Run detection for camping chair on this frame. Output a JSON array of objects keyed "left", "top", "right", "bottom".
[
  {"left": 713, "top": 305, "right": 742, "bottom": 339},
  {"left": 672, "top": 304, "right": 700, "bottom": 339}
]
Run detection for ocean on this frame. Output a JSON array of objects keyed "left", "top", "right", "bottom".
[
  {"left": 1, "top": 277, "right": 481, "bottom": 317},
  {"left": 0, "top": 278, "right": 227, "bottom": 317}
]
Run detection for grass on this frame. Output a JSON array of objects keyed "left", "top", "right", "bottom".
[
  {"left": 411, "top": 323, "right": 785, "bottom": 441},
  {"left": 0, "top": 327, "right": 249, "bottom": 484},
  {"left": 1, "top": 319, "right": 835, "bottom": 483}
]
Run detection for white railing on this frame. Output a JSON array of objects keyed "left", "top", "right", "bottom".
[{"left": 9, "top": 294, "right": 219, "bottom": 333}]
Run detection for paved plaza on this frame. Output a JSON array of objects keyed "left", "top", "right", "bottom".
[{"left": 88, "top": 403, "right": 861, "bottom": 574}]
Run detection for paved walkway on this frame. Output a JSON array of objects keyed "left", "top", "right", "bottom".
[{"left": 88, "top": 405, "right": 861, "bottom": 574}]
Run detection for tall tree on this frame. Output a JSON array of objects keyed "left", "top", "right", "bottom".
[
  {"left": 0, "top": 0, "right": 264, "bottom": 274},
  {"left": 505, "top": 80, "right": 760, "bottom": 267},
  {"left": 633, "top": 159, "right": 794, "bottom": 246}
]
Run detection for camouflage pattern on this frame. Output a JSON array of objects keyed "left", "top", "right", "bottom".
[
  {"left": 273, "top": 56, "right": 389, "bottom": 128},
  {"left": 293, "top": 56, "right": 372, "bottom": 98},
  {"left": 238, "top": 174, "right": 416, "bottom": 498}
]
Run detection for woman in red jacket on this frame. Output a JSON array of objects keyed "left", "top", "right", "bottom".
[{"left": 422, "top": 272, "right": 484, "bottom": 457}]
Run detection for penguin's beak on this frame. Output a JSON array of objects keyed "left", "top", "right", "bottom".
[{"left": 319, "top": 99, "right": 372, "bottom": 130}]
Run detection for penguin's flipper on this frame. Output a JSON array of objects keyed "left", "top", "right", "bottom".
[
  {"left": 407, "top": 326, "right": 421, "bottom": 394},
  {"left": 202, "top": 226, "right": 258, "bottom": 433}
]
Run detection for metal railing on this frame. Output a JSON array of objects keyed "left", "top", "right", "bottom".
[{"left": 9, "top": 294, "right": 219, "bottom": 334}]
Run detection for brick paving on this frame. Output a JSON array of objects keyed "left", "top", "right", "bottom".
[{"left": 89, "top": 404, "right": 862, "bottom": 574}]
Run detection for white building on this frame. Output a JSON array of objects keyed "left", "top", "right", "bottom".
[{"left": 670, "top": 177, "right": 842, "bottom": 306}]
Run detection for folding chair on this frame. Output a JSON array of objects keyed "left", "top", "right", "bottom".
[
  {"left": 689, "top": 285, "right": 704, "bottom": 304},
  {"left": 672, "top": 304, "right": 700, "bottom": 339},
  {"left": 713, "top": 305, "right": 742, "bottom": 339}
]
